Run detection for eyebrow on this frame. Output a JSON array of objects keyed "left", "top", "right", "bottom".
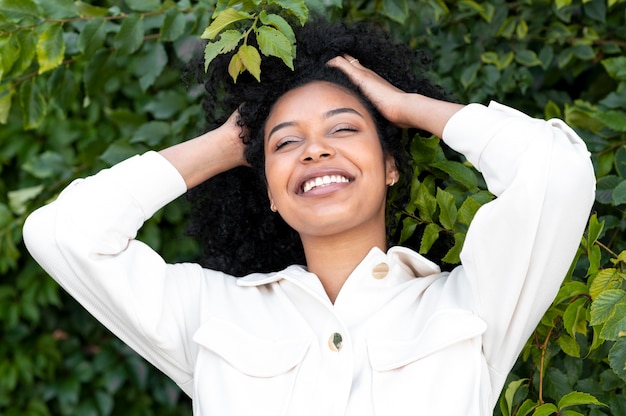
[{"left": 267, "top": 107, "right": 365, "bottom": 141}]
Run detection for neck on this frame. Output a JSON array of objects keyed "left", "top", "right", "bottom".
[{"left": 300, "top": 225, "right": 387, "bottom": 303}]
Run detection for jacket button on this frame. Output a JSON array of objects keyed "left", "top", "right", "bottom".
[
  {"left": 328, "top": 332, "right": 343, "bottom": 352},
  {"left": 372, "top": 262, "right": 389, "bottom": 279}
]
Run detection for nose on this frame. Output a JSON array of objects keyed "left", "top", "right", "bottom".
[{"left": 301, "top": 137, "right": 335, "bottom": 162}]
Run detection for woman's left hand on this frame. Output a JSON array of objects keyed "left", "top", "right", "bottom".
[
  {"left": 328, "top": 55, "right": 464, "bottom": 137},
  {"left": 327, "top": 55, "right": 413, "bottom": 128}
]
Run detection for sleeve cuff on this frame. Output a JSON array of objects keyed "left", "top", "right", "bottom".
[{"left": 100, "top": 151, "right": 187, "bottom": 219}]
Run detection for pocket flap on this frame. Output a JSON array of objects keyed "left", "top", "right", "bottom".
[
  {"left": 367, "top": 310, "right": 486, "bottom": 371},
  {"left": 193, "top": 317, "right": 311, "bottom": 377}
]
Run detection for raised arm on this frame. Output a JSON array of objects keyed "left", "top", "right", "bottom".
[
  {"left": 159, "top": 110, "right": 248, "bottom": 189},
  {"left": 23, "top": 112, "right": 248, "bottom": 396}
]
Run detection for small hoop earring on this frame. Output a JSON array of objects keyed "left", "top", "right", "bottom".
[
  {"left": 389, "top": 178, "right": 396, "bottom": 187},
  {"left": 270, "top": 202, "right": 277, "bottom": 212}
]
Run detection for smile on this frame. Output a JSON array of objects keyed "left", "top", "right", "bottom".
[{"left": 302, "top": 175, "right": 351, "bottom": 193}]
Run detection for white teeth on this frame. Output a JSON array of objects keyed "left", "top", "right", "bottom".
[{"left": 302, "top": 175, "right": 350, "bottom": 193}]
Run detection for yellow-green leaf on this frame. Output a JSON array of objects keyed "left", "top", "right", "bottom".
[
  {"left": 238, "top": 44, "right": 261, "bottom": 81},
  {"left": 36, "top": 23, "right": 65, "bottom": 74},
  {"left": 202, "top": 8, "right": 252, "bottom": 40},
  {"left": 0, "top": 87, "right": 14, "bottom": 124},
  {"left": 256, "top": 26, "right": 293, "bottom": 69},
  {"left": 204, "top": 30, "right": 244, "bottom": 71}
]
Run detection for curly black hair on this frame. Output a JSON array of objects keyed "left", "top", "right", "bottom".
[{"left": 186, "top": 17, "right": 450, "bottom": 276}]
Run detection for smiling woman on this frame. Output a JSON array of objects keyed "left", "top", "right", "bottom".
[{"left": 22, "top": 18, "right": 595, "bottom": 416}]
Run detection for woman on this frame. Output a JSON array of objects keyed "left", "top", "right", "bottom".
[{"left": 23, "top": 20, "right": 595, "bottom": 415}]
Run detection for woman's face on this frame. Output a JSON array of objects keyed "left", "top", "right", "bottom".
[{"left": 263, "top": 81, "right": 398, "bottom": 240}]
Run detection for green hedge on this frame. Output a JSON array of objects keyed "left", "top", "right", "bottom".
[{"left": 1, "top": 0, "right": 625, "bottom": 414}]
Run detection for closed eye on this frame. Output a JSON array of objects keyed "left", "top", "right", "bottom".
[
  {"left": 331, "top": 125, "right": 358, "bottom": 135},
  {"left": 275, "top": 137, "right": 300, "bottom": 151}
]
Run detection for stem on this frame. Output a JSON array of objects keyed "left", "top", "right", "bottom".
[{"left": 538, "top": 325, "right": 554, "bottom": 405}]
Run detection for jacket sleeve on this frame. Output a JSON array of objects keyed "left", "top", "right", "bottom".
[
  {"left": 442, "top": 102, "right": 595, "bottom": 387},
  {"left": 22, "top": 151, "right": 207, "bottom": 397}
]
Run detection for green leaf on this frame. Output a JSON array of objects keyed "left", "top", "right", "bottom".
[
  {"left": 503, "top": 378, "right": 528, "bottom": 416},
  {"left": 130, "top": 121, "right": 171, "bottom": 146},
  {"left": 0, "top": 87, "right": 14, "bottom": 124},
  {"left": 137, "top": 42, "right": 168, "bottom": 91},
  {"left": 125, "top": 0, "right": 161, "bottom": 12},
  {"left": 399, "top": 216, "right": 418, "bottom": 243},
  {"left": 515, "top": 49, "right": 541, "bottom": 67},
  {"left": 74, "top": 0, "right": 108, "bottom": 17},
  {"left": 36, "top": 0, "right": 77, "bottom": 19},
  {"left": 419, "top": 223, "right": 440, "bottom": 254},
  {"left": 595, "top": 175, "right": 621, "bottom": 204},
  {"left": 613, "top": 180, "right": 626, "bottom": 206},
  {"left": 256, "top": 26, "right": 293, "bottom": 69},
  {"left": 22, "top": 150, "right": 68, "bottom": 179},
  {"left": 459, "top": 0, "right": 493, "bottom": 22},
  {"left": 8, "top": 185, "right": 44, "bottom": 215},
  {"left": 269, "top": 0, "right": 308, "bottom": 25},
  {"left": 589, "top": 268, "right": 622, "bottom": 300},
  {"left": 516, "top": 19, "right": 528, "bottom": 39},
  {"left": 160, "top": 7, "right": 186, "bottom": 42},
  {"left": 558, "top": 391, "right": 605, "bottom": 409},
  {"left": 608, "top": 337, "right": 626, "bottom": 382},
  {"left": 36, "top": 22, "right": 65, "bottom": 74},
  {"left": 516, "top": 399, "right": 538, "bottom": 416},
  {"left": 430, "top": 160, "right": 477, "bottom": 190},
  {"left": 615, "top": 146, "right": 626, "bottom": 178},
  {"left": 414, "top": 180, "right": 437, "bottom": 222},
  {"left": 0, "top": 0, "right": 41, "bottom": 16},
  {"left": 497, "top": 16, "right": 516, "bottom": 39},
  {"left": 457, "top": 196, "right": 482, "bottom": 226},
  {"left": 259, "top": 11, "right": 295, "bottom": 44},
  {"left": 18, "top": 77, "right": 46, "bottom": 130},
  {"left": 380, "top": 0, "right": 409, "bottom": 24},
  {"left": 600, "top": 303, "right": 626, "bottom": 340},
  {"left": 83, "top": 48, "right": 114, "bottom": 97},
  {"left": 201, "top": 8, "right": 252, "bottom": 40},
  {"left": 441, "top": 232, "right": 464, "bottom": 264},
  {"left": 77, "top": 17, "right": 107, "bottom": 58},
  {"left": 602, "top": 57, "right": 626, "bottom": 81},
  {"left": 204, "top": 30, "right": 245, "bottom": 71},
  {"left": 586, "top": 213, "right": 604, "bottom": 246},
  {"left": 571, "top": 44, "right": 595, "bottom": 60},
  {"left": 460, "top": 62, "right": 480, "bottom": 88},
  {"left": 114, "top": 13, "right": 144, "bottom": 56},
  {"left": 563, "top": 297, "right": 588, "bottom": 337},
  {"left": 593, "top": 110, "right": 626, "bottom": 132},
  {"left": 554, "top": 281, "right": 588, "bottom": 305},
  {"left": 436, "top": 187, "right": 457, "bottom": 230},
  {"left": 558, "top": 333, "right": 580, "bottom": 357},
  {"left": 532, "top": 403, "right": 558, "bottom": 416},
  {"left": 9, "top": 30, "right": 36, "bottom": 77}
]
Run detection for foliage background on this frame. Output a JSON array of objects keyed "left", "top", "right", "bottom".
[{"left": 1, "top": 0, "right": 625, "bottom": 414}]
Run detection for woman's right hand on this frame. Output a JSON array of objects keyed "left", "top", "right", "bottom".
[{"left": 159, "top": 109, "right": 249, "bottom": 189}]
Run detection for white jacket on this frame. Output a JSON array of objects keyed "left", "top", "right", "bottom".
[{"left": 23, "top": 102, "right": 595, "bottom": 415}]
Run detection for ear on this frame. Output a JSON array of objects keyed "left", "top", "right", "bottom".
[
  {"left": 267, "top": 188, "right": 277, "bottom": 212},
  {"left": 385, "top": 155, "right": 399, "bottom": 186}
]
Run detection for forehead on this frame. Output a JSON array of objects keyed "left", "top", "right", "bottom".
[{"left": 265, "top": 81, "right": 370, "bottom": 130}]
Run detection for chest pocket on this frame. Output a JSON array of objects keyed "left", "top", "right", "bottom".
[
  {"left": 192, "top": 317, "right": 311, "bottom": 415},
  {"left": 366, "top": 310, "right": 488, "bottom": 415}
]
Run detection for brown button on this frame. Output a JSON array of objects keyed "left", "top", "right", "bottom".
[
  {"left": 372, "top": 262, "right": 389, "bottom": 279},
  {"left": 328, "top": 332, "right": 343, "bottom": 352}
]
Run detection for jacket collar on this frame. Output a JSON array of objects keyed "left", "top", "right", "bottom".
[{"left": 236, "top": 246, "right": 441, "bottom": 288}]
